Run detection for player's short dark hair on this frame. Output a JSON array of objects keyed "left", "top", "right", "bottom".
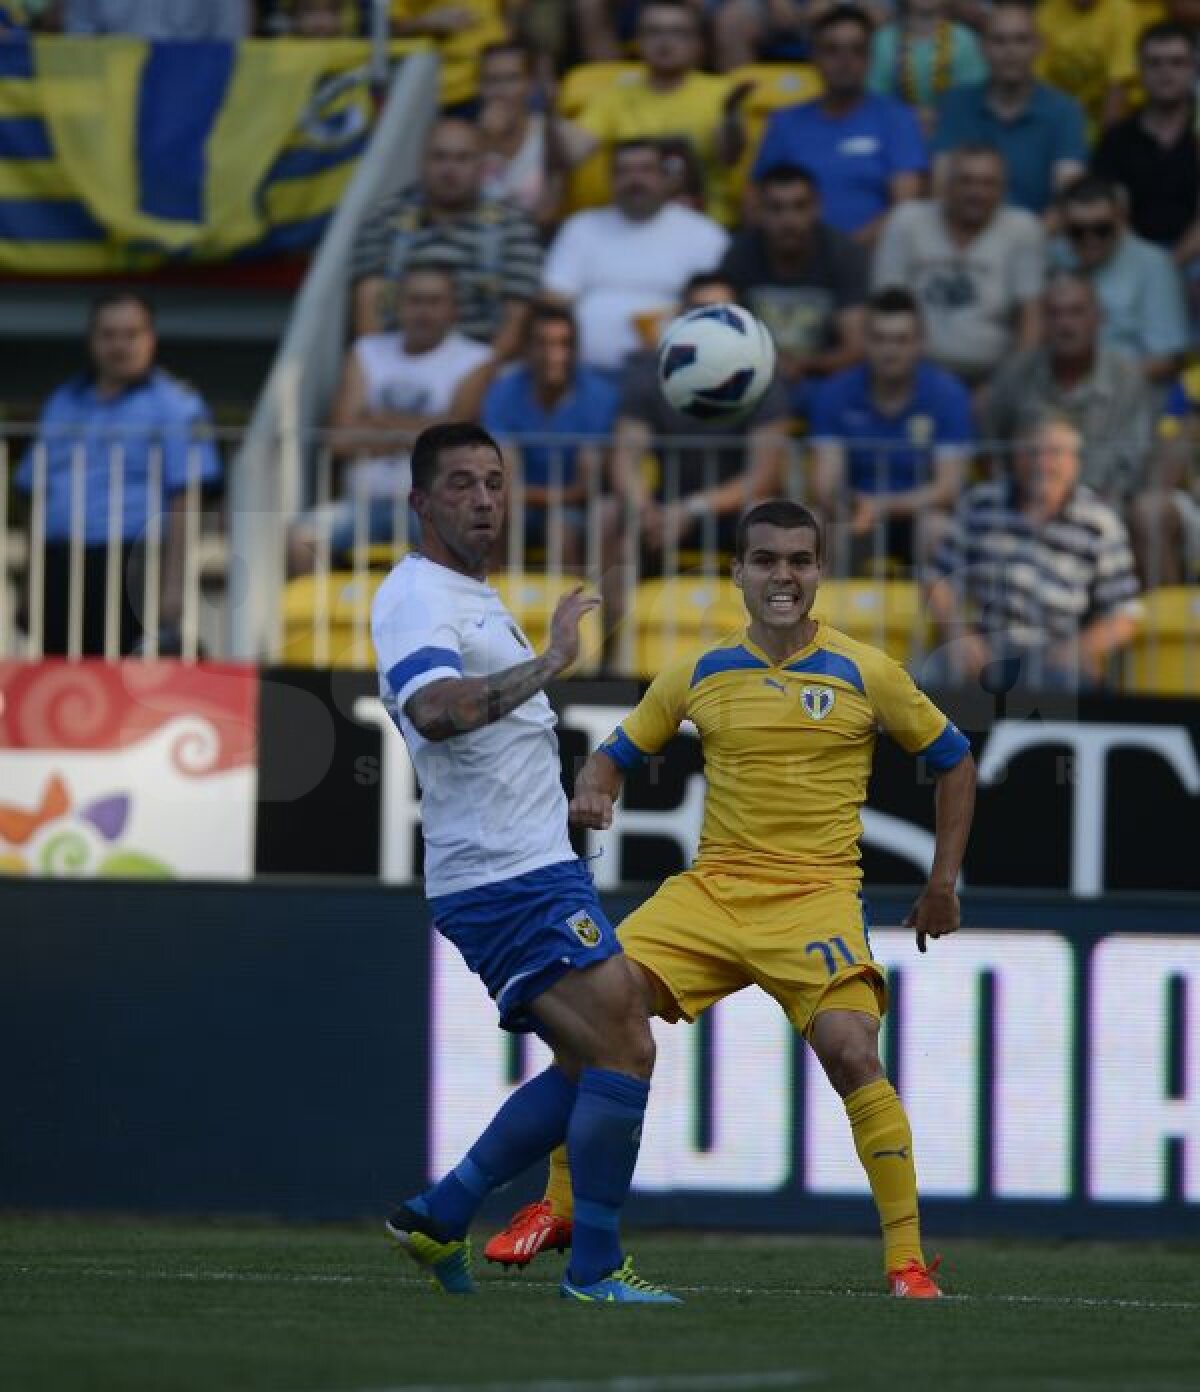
[
  {"left": 1138, "top": 20, "right": 1196, "bottom": 55},
  {"left": 1043, "top": 267, "right": 1096, "bottom": 302},
  {"left": 411, "top": 422, "right": 503, "bottom": 492},
  {"left": 1058, "top": 172, "right": 1122, "bottom": 209},
  {"left": 756, "top": 161, "right": 818, "bottom": 192},
  {"left": 611, "top": 137, "right": 666, "bottom": 167},
  {"left": 867, "top": 285, "right": 921, "bottom": 319},
  {"left": 735, "top": 500, "right": 823, "bottom": 561},
  {"left": 399, "top": 256, "right": 459, "bottom": 291},
  {"left": 638, "top": 0, "right": 701, "bottom": 28},
  {"left": 947, "top": 141, "right": 1004, "bottom": 166},
  {"left": 480, "top": 39, "right": 535, "bottom": 70},
  {"left": 526, "top": 300, "right": 578, "bottom": 348},
  {"left": 812, "top": 3, "right": 873, "bottom": 42},
  {"left": 682, "top": 271, "right": 734, "bottom": 304},
  {"left": 88, "top": 290, "right": 155, "bottom": 329}
]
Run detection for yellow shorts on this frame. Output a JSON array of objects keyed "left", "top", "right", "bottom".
[{"left": 617, "top": 870, "right": 887, "bottom": 1037}]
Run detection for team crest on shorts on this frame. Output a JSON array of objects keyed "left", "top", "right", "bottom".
[
  {"left": 567, "top": 909, "right": 602, "bottom": 947},
  {"left": 801, "top": 685, "right": 835, "bottom": 720}
]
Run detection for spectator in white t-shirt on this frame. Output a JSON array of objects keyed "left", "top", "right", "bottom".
[
  {"left": 289, "top": 263, "right": 492, "bottom": 574},
  {"left": 541, "top": 138, "right": 730, "bottom": 376},
  {"left": 872, "top": 144, "right": 1045, "bottom": 390}
]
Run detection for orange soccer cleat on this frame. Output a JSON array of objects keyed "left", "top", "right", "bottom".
[
  {"left": 887, "top": 1255, "right": 944, "bottom": 1299},
  {"left": 484, "top": 1200, "right": 573, "bottom": 1268}
]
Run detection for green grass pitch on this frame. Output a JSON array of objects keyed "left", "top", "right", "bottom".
[{"left": 2, "top": 1217, "right": 1197, "bottom": 1392}]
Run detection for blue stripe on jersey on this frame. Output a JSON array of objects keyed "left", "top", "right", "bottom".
[
  {"left": 387, "top": 645, "right": 463, "bottom": 695},
  {"left": 601, "top": 728, "right": 648, "bottom": 770},
  {"left": 920, "top": 721, "right": 971, "bottom": 772},
  {"left": 784, "top": 648, "right": 865, "bottom": 695},
  {"left": 690, "top": 644, "right": 769, "bottom": 688}
]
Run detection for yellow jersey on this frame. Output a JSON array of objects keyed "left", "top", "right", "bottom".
[
  {"left": 1035, "top": 0, "right": 1141, "bottom": 137},
  {"left": 601, "top": 623, "right": 969, "bottom": 884},
  {"left": 576, "top": 70, "right": 737, "bottom": 226},
  {"left": 390, "top": 0, "right": 507, "bottom": 106}
]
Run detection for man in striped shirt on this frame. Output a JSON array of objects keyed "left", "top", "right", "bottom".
[
  {"left": 925, "top": 412, "right": 1141, "bottom": 690},
  {"left": 350, "top": 117, "right": 543, "bottom": 357}
]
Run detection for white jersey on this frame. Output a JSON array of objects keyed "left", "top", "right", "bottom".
[{"left": 371, "top": 554, "right": 574, "bottom": 897}]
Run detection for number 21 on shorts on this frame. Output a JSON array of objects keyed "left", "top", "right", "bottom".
[{"left": 806, "top": 936, "right": 857, "bottom": 976}]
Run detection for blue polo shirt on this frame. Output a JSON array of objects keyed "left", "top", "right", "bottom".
[
  {"left": 1051, "top": 230, "right": 1190, "bottom": 362},
  {"left": 16, "top": 370, "right": 221, "bottom": 544},
  {"left": 810, "top": 361, "right": 974, "bottom": 493},
  {"left": 482, "top": 364, "right": 618, "bottom": 488},
  {"left": 931, "top": 82, "right": 1087, "bottom": 215},
  {"left": 751, "top": 93, "right": 928, "bottom": 234}
]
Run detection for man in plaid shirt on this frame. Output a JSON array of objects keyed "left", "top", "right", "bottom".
[{"left": 926, "top": 410, "right": 1142, "bottom": 691}]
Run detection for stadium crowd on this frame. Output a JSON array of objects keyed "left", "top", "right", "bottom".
[{"left": 8, "top": 0, "right": 1200, "bottom": 689}]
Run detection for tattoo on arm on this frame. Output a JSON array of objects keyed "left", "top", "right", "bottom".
[{"left": 405, "top": 655, "right": 560, "bottom": 741}]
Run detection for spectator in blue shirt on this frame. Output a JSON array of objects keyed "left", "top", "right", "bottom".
[
  {"left": 482, "top": 303, "right": 618, "bottom": 568},
  {"left": 750, "top": 4, "right": 928, "bottom": 246},
  {"left": 1051, "top": 173, "right": 1190, "bottom": 386},
  {"left": 16, "top": 291, "right": 221, "bottom": 655},
  {"left": 811, "top": 285, "right": 972, "bottom": 575},
  {"left": 931, "top": 0, "right": 1088, "bottom": 216}
]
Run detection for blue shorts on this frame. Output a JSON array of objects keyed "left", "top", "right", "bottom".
[{"left": 429, "top": 858, "right": 622, "bottom": 1032}]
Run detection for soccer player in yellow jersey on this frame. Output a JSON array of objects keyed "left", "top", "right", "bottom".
[{"left": 486, "top": 498, "right": 977, "bottom": 1297}]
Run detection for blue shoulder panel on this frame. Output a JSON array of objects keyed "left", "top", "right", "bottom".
[
  {"left": 600, "top": 727, "right": 649, "bottom": 771},
  {"left": 689, "top": 644, "right": 769, "bottom": 689},
  {"left": 783, "top": 648, "right": 865, "bottom": 695},
  {"left": 387, "top": 645, "right": 463, "bottom": 695},
  {"left": 920, "top": 721, "right": 971, "bottom": 772}
]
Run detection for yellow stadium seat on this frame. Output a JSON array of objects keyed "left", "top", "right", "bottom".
[
  {"left": 280, "top": 571, "right": 383, "bottom": 670},
  {"left": 1124, "top": 587, "right": 1200, "bottom": 696},
  {"left": 278, "top": 567, "right": 606, "bottom": 670},
  {"left": 280, "top": 568, "right": 605, "bottom": 674},
  {"left": 556, "top": 62, "right": 646, "bottom": 119},
  {"left": 360, "top": 542, "right": 408, "bottom": 570},
  {"left": 812, "top": 580, "right": 927, "bottom": 665},
  {"left": 491, "top": 571, "right": 605, "bottom": 675},
  {"left": 729, "top": 62, "right": 822, "bottom": 200},
  {"left": 630, "top": 576, "right": 746, "bottom": 678}
]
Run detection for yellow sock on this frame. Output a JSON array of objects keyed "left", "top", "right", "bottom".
[
  {"left": 544, "top": 1143, "right": 573, "bottom": 1220},
  {"left": 844, "top": 1078, "right": 923, "bottom": 1273}
]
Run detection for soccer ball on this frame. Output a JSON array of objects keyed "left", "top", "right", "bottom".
[{"left": 656, "top": 304, "right": 777, "bottom": 421}]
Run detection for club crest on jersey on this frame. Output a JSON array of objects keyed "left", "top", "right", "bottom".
[
  {"left": 568, "top": 910, "right": 602, "bottom": 947},
  {"left": 801, "top": 685, "right": 835, "bottom": 720}
]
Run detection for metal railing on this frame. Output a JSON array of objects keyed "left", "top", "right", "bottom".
[{"left": 2, "top": 421, "right": 1198, "bottom": 694}]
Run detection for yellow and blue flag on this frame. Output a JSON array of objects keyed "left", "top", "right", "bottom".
[{"left": 0, "top": 35, "right": 390, "bottom": 272}]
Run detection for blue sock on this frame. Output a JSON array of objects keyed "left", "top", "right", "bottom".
[
  {"left": 566, "top": 1067, "right": 650, "bottom": 1286},
  {"left": 415, "top": 1066, "right": 577, "bottom": 1240}
]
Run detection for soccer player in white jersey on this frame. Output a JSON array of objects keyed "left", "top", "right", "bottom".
[{"left": 371, "top": 421, "right": 678, "bottom": 1304}]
